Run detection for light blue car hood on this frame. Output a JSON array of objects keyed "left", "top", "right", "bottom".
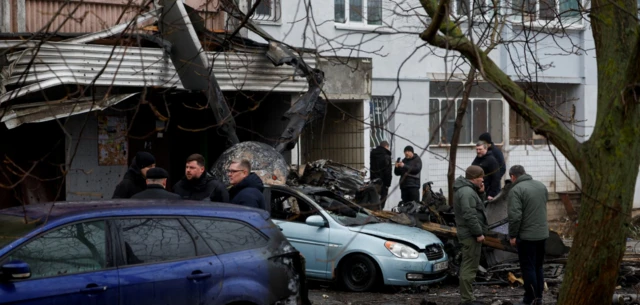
[{"left": 348, "top": 222, "right": 443, "bottom": 248}]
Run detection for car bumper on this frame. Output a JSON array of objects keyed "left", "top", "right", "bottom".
[{"left": 377, "top": 255, "right": 449, "bottom": 286}]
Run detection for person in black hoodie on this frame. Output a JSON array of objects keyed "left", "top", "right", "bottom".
[
  {"left": 112, "top": 151, "right": 156, "bottom": 199},
  {"left": 227, "top": 159, "right": 266, "bottom": 210},
  {"left": 369, "top": 140, "right": 392, "bottom": 210},
  {"left": 132, "top": 167, "right": 181, "bottom": 200},
  {"left": 394, "top": 145, "right": 422, "bottom": 203},
  {"left": 173, "top": 154, "right": 229, "bottom": 202},
  {"left": 479, "top": 132, "right": 506, "bottom": 179},
  {"left": 472, "top": 141, "right": 501, "bottom": 199}
]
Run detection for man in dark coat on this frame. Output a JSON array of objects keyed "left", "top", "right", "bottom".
[
  {"left": 472, "top": 141, "right": 501, "bottom": 200},
  {"left": 112, "top": 151, "right": 156, "bottom": 199},
  {"left": 227, "top": 159, "right": 266, "bottom": 210},
  {"left": 394, "top": 145, "right": 422, "bottom": 203},
  {"left": 173, "top": 153, "right": 229, "bottom": 202},
  {"left": 132, "top": 167, "right": 181, "bottom": 200},
  {"left": 369, "top": 140, "right": 392, "bottom": 210},
  {"left": 479, "top": 132, "right": 506, "bottom": 179}
]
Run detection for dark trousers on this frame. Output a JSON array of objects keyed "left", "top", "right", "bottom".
[
  {"left": 379, "top": 185, "right": 389, "bottom": 210},
  {"left": 517, "top": 238, "right": 546, "bottom": 305},
  {"left": 400, "top": 187, "right": 420, "bottom": 202}
]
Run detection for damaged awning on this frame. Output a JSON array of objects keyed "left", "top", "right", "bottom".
[
  {"left": 1, "top": 93, "right": 139, "bottom": 129},
  {"left": 0, "top": 41, "right": 316, "bottom": 105}
]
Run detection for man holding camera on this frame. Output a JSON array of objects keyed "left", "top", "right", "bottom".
[{"left": 394, "top": 145, "right": 422, "bottom": 202}]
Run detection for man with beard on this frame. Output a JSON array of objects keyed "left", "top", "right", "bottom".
[
  {"left": 472, "top": 141, "right": 501, "bottom": 200},
  {"left": 173, "top": 154, "right": 229, "bottom": 202},
  {"left": 369, "top": 140, "right": 392, "bottom": 210},
  {"left": 227, "top": 159, "right": 266, "bottom": 210},
  {"left": 112, "top": 151, "right": 156, "bottom": 199}
]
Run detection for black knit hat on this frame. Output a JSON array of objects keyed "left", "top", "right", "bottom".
[
  {"left": 479, "top": 132, "right": 492, "bottom": 143},
  {"left": 146, "top": 167, "right": 169, "bottom": 179},
  {"left": 404, "top": 145, "right": 414, "bottom": 153},
  {"left": 135, "top": 151, "right": 156, "bottom": 169}
]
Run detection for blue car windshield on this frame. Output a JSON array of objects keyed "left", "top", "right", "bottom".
[
  {"left": 311, "top": 193, "right": 379, "bottom": 226},
  {"left": 0, "top": 214, "right": 43, "bottom": 248}
]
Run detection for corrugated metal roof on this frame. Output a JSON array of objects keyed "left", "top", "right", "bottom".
[{"left": 0, "top": 40, "right": 315, "bottom": 105}]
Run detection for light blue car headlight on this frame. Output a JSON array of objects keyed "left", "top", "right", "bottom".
[{"left": 384, "top": 241, "right": 419, "bottom": 259}]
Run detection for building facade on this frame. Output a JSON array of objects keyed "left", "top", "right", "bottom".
[{"left": 246, "top": 0, "right": 624, "bottom": 211}]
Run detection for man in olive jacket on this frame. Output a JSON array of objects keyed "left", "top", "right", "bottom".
[
  {"left": 507, "top": 165, "right": 549, "bottom": 305},
  {"left": 453, "top": 165, "right": 488, "bottom": 305}
]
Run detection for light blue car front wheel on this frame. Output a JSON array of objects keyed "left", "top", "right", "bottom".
[{"left": 340, "top": 254, "right": 379, "bottom": 292}]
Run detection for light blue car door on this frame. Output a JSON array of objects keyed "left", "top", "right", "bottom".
[{"left": 269, "top": 190, "right": 331, "bottom": 280}]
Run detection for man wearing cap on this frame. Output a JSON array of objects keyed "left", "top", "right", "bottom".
[
  {"left": 478, "top": 132, "right": 506, "bottom": 180},
  {"left": 454, "top": 165, "right": 488, "bottom": 305},
  {"left": 394, "top": 145, "right": 422, "bottom": 202},
  {"left": 507, "top": 165, "right": 549, "bottom": 305},
  {"left": 113, "top": 151, "right": 156, "bottom": 199},
  {"left": 132, "top": 167, "right": 181, "bottom": 200}
]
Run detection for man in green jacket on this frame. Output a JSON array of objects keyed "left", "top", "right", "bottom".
[
  {"left": 454, "top": 165, "right": 488, "bottom": 305},
  {"left": 507, "top": 165, "right": 549, "bottom": 305}
]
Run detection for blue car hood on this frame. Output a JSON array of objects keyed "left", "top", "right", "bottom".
[{"left": 348, "top": 222, "right": 442, "bottom": 248}]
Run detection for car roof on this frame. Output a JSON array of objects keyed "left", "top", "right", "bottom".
[{"left": 0, "top": 200, "right": 270, "bottom": 223}]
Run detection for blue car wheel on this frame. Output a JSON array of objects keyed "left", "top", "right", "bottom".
[{"left": 340, "top": 254, "right": 378, "bottom": 292}]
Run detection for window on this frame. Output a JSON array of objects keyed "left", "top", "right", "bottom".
[
  {"left": 118, "top": 218, "right": 197, "bottom": 265},
  {"left": 509, "top": 108, "right": 547, "bottom": 145},
  {"left": 429, "top": 98, "right": 503, "bottom": 145},
  {"left": 334, "top": 0, "right": 382, "bottom": 25},
  {"left": 450, "top": 0, "right": 495, "bottom": 19},
  {"left": 308, "top": 192, "right": 378, "bottom": 226},
  {"left": 187, "top": 218, "right": 267, "bottom": 254},
  {"left": 370, "top": 96, "right": 393, "bottom": 148},
  {"left": 510, "top": 0, "right": 580, "bottom": 23},
  {"left": 250, "top": 0, "right": 280, "bottom": 22},
  {"left": 7, "top": 221, "right": 108, "bottom": 279},
  {"left": 270, "top": 191, "right": 320, "bottom": 223}
]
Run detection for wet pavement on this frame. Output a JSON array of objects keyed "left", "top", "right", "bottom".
[{"left": 308, "top": 282, "right": 545, "bottom": 305}]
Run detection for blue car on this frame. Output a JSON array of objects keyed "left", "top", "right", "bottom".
[
  {"left": 0, "top": 200, "right": 304, "bottom": 305},
  {"left": 263, "top": 185, "right": 449, "bottom": 292}
]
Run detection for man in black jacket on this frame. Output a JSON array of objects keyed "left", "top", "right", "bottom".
[
  {"left": 227, "top": 159, "right": 266, "bottom": 210},
  {"left": 113, "top": 151, "right": 156, "bottom": 199},
  {"left": 472, "top": 141, "right": 501, "bottom": 199},
  {"left": 370, "top": 140, "right": 392, "bottom": 210},
  {"left": 132, "top": 167, "right": 181, "bottom": 199},
  {"left": 394, "top": 145, "right": 422, "bottom": 203},
  {"left": 173, "top": 154, "right": 229, "bottom": 202},
  {"left": 479, "top": 132, "right": 506, "bottom": 179}
]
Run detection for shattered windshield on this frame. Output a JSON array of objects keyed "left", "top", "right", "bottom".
[
  {"left": 310, "top": 192, "right": 379, "bottom": 226},
  {"left": 0, "top": 214, "right": 43, "bottom": 248}
]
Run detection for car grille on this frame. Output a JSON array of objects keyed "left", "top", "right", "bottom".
[{"left": 425, "top": 244, "right": 444, "bottom": 260}]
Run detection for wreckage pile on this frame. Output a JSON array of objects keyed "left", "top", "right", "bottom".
[{"left": 289, "top": 159, "right": 640, "bottom": 290}]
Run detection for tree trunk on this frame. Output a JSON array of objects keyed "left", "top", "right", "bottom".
[
  {"left": 557, "top": 155, "right": 638, "bottom": 304},
  {"left": 448, "top": 69, "right": 476, "bottom": 206}
]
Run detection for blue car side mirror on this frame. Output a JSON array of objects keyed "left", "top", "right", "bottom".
[
  {"left": 1, "top": 260, "right": 31, "bottom": 280},
  {"left": 305, "top": 215, "right": 327, "bottom": 227}
]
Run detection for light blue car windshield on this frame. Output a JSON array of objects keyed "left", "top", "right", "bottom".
[{"left": 310, "top": 193, "right": 380, "bottom": 226}]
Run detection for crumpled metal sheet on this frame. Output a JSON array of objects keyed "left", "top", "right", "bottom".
[{"left": 288, "top": 159, "right": 366, "bottom": 198}]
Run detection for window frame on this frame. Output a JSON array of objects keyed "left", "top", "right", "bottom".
[
  {"left": 112, "top": 216, "right": 209, "bottom": 268},
  {"left": 0, "top": 219, "right": 115, "bottom": 280},
  {"left": 250, "top": 0, "right": 281, "bottom": 24},
  {"left": 429, "top": 97, "right": 504, "bottom": 146},
  {"left": 508, "top": 0, "right": 584, "bottom": 27},
  {"left": 269, "top": 189, "right": 328, "bottom": 225},
  {"left": 184, "top": 216, "right": 269, "bottom": 255},
  {"left": 334, "top": 0, "right": 383, "bottom": 27}
]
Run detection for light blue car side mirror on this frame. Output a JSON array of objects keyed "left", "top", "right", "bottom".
[{"left": 305, "top": 215, "right": 327, "bottom": 227}]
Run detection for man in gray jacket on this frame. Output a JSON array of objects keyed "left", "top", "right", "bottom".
[
  {"left": 507, "top": 165, "right": 549, "bottom": 305},
  {"left": 453, "top": 165, "right": 488, "bottom": 305}
]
